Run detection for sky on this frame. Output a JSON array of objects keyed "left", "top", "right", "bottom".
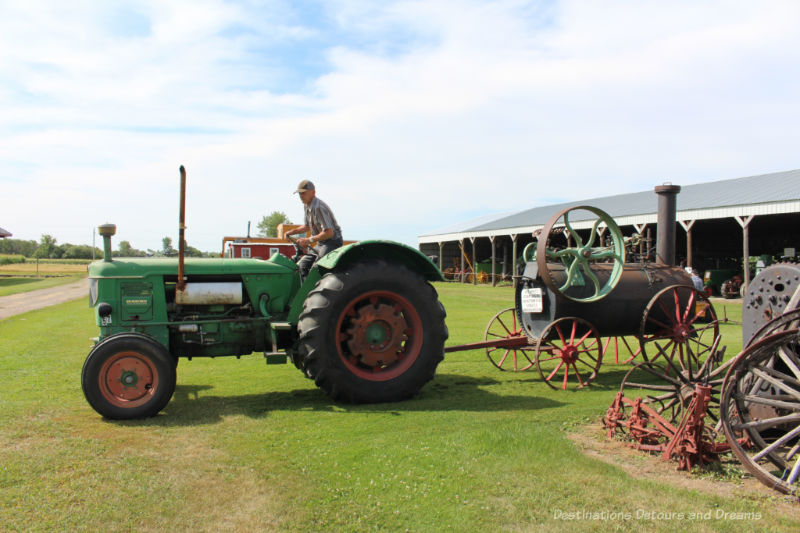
[{"left": 1, "top": 0, "right": 799, "bottom": 253}]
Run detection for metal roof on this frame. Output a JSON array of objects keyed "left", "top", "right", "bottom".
[
  {"left": 419, "top": 169, "right": 800, "bottom": 243},
  {"left": 0, "top": 227, "right": 11, "bottom": 238}
]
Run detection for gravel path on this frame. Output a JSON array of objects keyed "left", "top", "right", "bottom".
[{"left": 0, "top": 278, "right": 89, "bottom": 320}]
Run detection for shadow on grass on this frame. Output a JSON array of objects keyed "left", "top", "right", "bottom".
[
  {"left": 0, "top": 277, "right": 41, "bottom": 287},
  {"left": 122, "top": 373, "right": 567, "bottom": 427}
]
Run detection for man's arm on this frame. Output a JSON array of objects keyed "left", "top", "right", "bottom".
[
  {"left": 298, "top": 227, "right": 333, "bottom": 249},
  {"left": 285, "top": 224, "right": 308, "bottom": 237}
]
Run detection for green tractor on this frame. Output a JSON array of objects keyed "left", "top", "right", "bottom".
[{"left": 82, "top": 168, "right": 448, "bottom": 419}]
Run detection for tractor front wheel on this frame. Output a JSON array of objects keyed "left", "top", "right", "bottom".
[
  {"left": 81, "top": 333, "right": 177, "bottom": 419},
  {"left": 297, "top": 261, "right": 448, "bottom": 403}
]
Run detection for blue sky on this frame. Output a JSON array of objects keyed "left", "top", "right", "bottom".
[{"left": 2, "top": 0, "right": 799, "bottom": 253}]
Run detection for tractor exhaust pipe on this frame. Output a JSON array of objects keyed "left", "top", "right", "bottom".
[{"left": 177, "top": 165, "right": 187, "bottom": 292}]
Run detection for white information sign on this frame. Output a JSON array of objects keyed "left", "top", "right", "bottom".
[{"left": 520, "top": 287, "right": 544, "bottom": 313}]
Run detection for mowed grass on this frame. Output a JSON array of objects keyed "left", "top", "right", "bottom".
[{"left": 1, "top": 283, "right": 797, "bottom": 532}]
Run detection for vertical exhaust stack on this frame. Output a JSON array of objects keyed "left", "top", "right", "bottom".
[
  {"left": 177, "top": 165, "right": 187, "bottom": 293},
  {"left": 98, "top": 224, "right": 116, "bottom": 262},
  {"left": 655, "top": 183, "right": 681, "bottom": 266}
]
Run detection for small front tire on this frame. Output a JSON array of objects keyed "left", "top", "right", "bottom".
[{"left": 81, "top": 333, "right": 177, "bottom": 419}]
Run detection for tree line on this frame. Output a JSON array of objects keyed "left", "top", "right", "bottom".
[
  {"left": 0, "top": 235, "right": 208, "bottom": 259},
  {"left": 0, "top": 211, "right": 292, "bottom": 260}
]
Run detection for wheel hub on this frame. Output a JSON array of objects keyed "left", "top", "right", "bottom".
[
  {"left": 560, "top": 345, "right": 578, "bottom": 364},
  {"left": 103, "top": 355, "right": 154, "bottom": 401},
  {"left": 346, "top": 303, "right": 408, "bottom": 367},
  {"left": 673, "top": 324, "right": 691, "bottom": 341},
  {"left": 119, "top": 370, "right": 139, "bottom": 388}
]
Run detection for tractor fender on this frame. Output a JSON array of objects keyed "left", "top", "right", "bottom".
[
  {"left": 316, "top": 240, "right": 444, "bottom": 282},
  {"left": 287, "top": 240, "right": 444, "bottom": 323}
]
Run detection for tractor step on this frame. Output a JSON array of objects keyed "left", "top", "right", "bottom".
[
  {"left": 263, "top": 352, "right": 288, "bottom": 365},
  {"left": 270, "top": 322, "right": 292, "bottom": 330}
]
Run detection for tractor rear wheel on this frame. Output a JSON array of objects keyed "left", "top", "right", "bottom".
[
  {"left": 297, "top": 260, "right": 448, "bottom": 403},
  {"left": 81, "top": 333, "right": 177, "bottom": 419}
]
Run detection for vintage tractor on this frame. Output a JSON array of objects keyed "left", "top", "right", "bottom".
[{"left": 82, "top": 167, "right": 448, "bottom": 419}]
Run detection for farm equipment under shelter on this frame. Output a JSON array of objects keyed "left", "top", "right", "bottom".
[{"left": 446, "top": 200, "right": 717, "bottom": 392}]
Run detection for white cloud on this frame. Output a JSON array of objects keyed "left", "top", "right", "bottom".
[{"left": 1, "top": 0, "right": 799, "bottom": 252}]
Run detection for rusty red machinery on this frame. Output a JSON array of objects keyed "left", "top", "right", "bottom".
[
  {"left": 444, "top": 183, "right": 800, "bottom": 495},
  {"left": 602, "top": 264, "right": 800, "bottom": 497}
]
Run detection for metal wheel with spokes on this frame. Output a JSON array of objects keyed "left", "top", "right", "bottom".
[
  {"left": 484, "top": 307, "right": 534, "bottom": 371},
  {"left": 535, "top": 317, "right": 602, "bottom": 390},
  {"left": 639, "top": 285, "right": 720, "bottom": 378},
  {"left": 536, "top": 206, "right": 626, "bottom": 303},
  {"left": 720, "top": 329, "right": 800, "bottom": 496},
  {"left": 602, "top": 336, "right": 641, "bottom": 365}
]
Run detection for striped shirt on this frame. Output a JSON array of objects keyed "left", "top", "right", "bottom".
[{"left": 305, "top": 197, "right": 342, "bottom": 240}]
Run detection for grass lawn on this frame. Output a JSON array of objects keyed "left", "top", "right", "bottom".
[{"left": 1, "top": 283, "right": 796, "bottom": 532}]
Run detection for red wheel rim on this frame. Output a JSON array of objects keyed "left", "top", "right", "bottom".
[
  {"left": 536, "top": 318, "right": 602, "bottom": 390},
  {"left": 485, "top": 308, "right": 534, "bottom": 371},
  {"left": 335, "top": 290, "right": 423, "bottom": 381},
  {"left": 98, "top": 350, "right": 159, "bottom": 408}
]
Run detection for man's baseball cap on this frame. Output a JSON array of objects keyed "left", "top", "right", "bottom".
[{"left": 294, "top": 180, "right": 315, "bottom": 194}]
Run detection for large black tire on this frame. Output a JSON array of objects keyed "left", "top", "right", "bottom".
[
  {"left": 81, "top": 333, "right": 177, "bottom": 419},
  {"left": 297, "top": 260, "right": 448, "bottom": 403}
]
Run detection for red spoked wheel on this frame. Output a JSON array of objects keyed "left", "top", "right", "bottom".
[
  {"left": 639, "top": 285, "right": 720, "bottom": 378},
  {"left": 602, "top": 336, "right": 641, "bottom": 365},
  {"left": 535, "top": 317, "right": 602, "bottom": 390},
  {"left": 484, "top": 307, "right": 534, "bottom": 371},
  {"left": 336, "top": 290, "right": 423, "bottom": 381}
]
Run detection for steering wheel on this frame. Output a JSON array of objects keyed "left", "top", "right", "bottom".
[
  {"left": 287, "top": 234, "right": 306, "bottom": 262},
  {"left": 535, "top": 205, "right": 626, "bottom": 303}
]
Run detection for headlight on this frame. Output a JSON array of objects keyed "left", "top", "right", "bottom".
[{"left": 89, "top": 278, "right": 98, "bottom": 306}]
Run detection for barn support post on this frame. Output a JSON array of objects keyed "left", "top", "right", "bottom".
[
  {"left": 596, "top": 225, "right": 607, "bottom": 247},
  {"left": 736, "top": 215, "right": 755, "bottom": 292},
  {"left": 490, "top": 235, "right": 497, "bottom": 287},
  {"left": 634, "top": 223, "right": 648, "bottom": 261},
  {"left": 679, "top": 219, "right": 696, "bottom": 268},
  {"left": 470, "top": 237, "right": 477, "bottom": 285},
  {"left": 502, "top": 241, "right": 508, "bottom": 282},
  {"left": 437, "top": 241, "right": 444, "bottom": 272},
  {"left": 512, "top": 234, "right": 520, "bottom": 288},
  {"left": 460, "top": 238, "right": 466, "bottom": 283}
]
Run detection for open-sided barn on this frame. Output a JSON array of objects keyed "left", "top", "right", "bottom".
[{"left": 418, "top": 169, "right": 800, "bottom": 289}]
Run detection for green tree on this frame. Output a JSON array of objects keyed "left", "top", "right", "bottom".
[
  {"left": 162, "top": 237, "right": 175, "bottom": 256},
  {"left": 257, "top": 211, "right": 292, "bottom": 238},
  {"left": 118, "top": 240, "right": 137, "bottom": 257},
  {"left": 34, "top": 234, "right": 57, "bottom": 258},
  {"left": 0, "top": 239, "right": 37, "bottom": 257}
]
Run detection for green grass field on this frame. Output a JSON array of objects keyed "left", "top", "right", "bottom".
[{"left": 1, "top": 283, "right": 796, "bottom": 532}]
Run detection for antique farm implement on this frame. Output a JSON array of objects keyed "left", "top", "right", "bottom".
[
  {"left": 447, "top": 199, "right": 718, "bottom": 392},
  {"left": 604, "top": 262, "right": 800, "bottom": 497}
]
